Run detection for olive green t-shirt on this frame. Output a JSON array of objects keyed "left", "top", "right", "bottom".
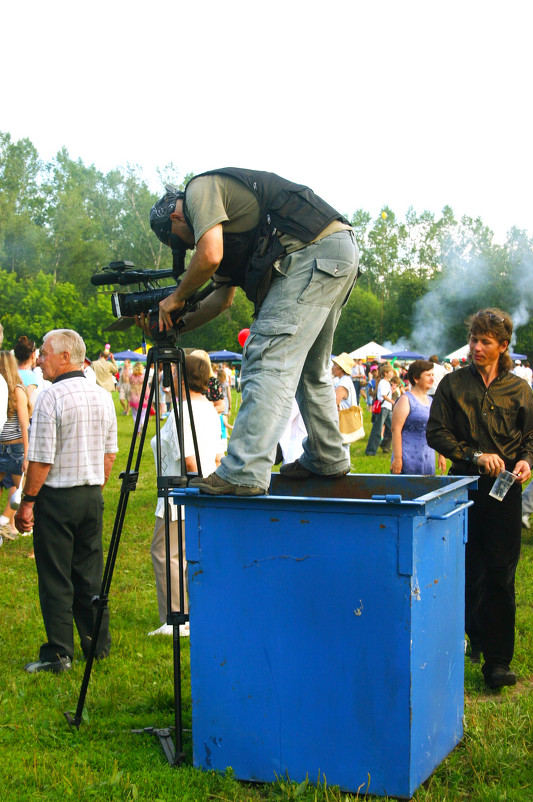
[
  {"left": 184, "top": 173, "right": 351, "bottom": 253},
  {"left": 184, "top": 175, "right": 260, "bottom": 242}
]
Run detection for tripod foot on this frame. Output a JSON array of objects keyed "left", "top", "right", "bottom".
[
  {"left": 64, "top": 711, "right": 81, "bottom": 730},
  {"left": 132, "top": 726, "right": 186, "bottom": 766}
]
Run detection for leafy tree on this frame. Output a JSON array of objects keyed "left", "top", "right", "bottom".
[
  {"left": 350, "top": 209, "right": 373, "bottom": 290},
  {"left": 366, "top": 207, "right": 401, "bottom": 296},
  {"left": 403, "top": 208, "right": 439, "bottom": 280},
  {"left": 40, "top": 149, "right": 115, "bottom": 293},
  {"left": 382, "top": 273, "right": 428, "bottom": 345},
  {"left": 0, "top": 133, "right": 48, "bottom": 276},
  {"left": 1, "top": 129, "right": 533, "bottom": 360},
  {"left": 0, "top": 269, "right": 132, "bottom": 357},
  {"left": 112, "top": 167, "right": 168, "bottom": 270},
  {"left": 333, "top": 287, "right": 382, "bottom": 353}
]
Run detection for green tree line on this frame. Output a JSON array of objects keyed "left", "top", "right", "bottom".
[{"left": 2, "top": 131, "right": 533, "bottom": 359}]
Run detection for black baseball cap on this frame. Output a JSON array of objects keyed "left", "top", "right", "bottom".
[{"left": 150, "top": 184, "right": 185, "bottom": 246}]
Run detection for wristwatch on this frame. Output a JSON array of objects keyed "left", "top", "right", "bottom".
[
  {"left": 472, "top": 451, "right": 483, "bottom": 465},
  {"left": 21, "top": 492, "right": 39, "bottom": 503}
]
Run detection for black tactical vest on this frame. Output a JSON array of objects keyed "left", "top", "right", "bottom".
[{"left": 182, "top": 167, "right": 348, "bottom": 307}]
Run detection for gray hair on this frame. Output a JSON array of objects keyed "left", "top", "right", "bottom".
[{"left": 44, "top": 329, "right": 86, "bottom": 367}]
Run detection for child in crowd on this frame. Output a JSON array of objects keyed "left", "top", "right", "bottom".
[
  {"left": 217, "top": 368, "right": 231, "bottom": 416},
  {"left": 390, "top": 374, "right": 405, "bottom": 404}
]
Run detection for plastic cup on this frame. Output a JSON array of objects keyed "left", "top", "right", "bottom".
[{"left": 488, "top": 469, "right": 516, "bottom": 501}]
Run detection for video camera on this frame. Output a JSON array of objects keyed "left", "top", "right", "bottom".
[{"left": 91, "top": 261, "right": 216, "bottom": 343}]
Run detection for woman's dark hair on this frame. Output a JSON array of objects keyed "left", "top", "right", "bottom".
[
  {"left": 407, "top": 359, "right": 434, "bottom": 386},
  {"left": 467, "top": 308, "right": 513, "bottom": 372},
  {"left": 14, "top": 335, "right": 35, "bottom": 364},
  {"left": 185, "top": 355, "right": 211, "bottom": 394}
]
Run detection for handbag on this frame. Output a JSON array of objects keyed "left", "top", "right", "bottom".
[
  {"left": 372, "top": 399, "right": 382, "bottom": 415},
  {"left": 338, "top": 404, "right": 365, "bottom": 443}
]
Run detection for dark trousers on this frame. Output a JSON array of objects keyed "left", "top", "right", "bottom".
[
  {"left": 459, "top": 474, "right": 522, "bottom": 670},
  {"left": 365, "top": 407, "right": 392, "bottom": 455},
  {"left": 33, "top": 484, "right": 111, "bottom": 662}
]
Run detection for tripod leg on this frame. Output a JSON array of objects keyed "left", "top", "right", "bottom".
[
  {"left": 66, "top": 346, "right": 194, "bottom": 767},
  {"left": 172, "top": 625, "right": 186, "bottom": 765},
  {"left": 64, "top": 596, "right": 108, "bottom": 728},
  {"left": 65, "top": 495, "right": 127, "bottom": 729},
  {"left": 65, "top": 489, "right": 130, "bottom": 728}
]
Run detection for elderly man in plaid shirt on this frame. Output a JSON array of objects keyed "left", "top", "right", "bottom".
[{"left": 15, "top": 329, "right": 118, "bottom": 674}]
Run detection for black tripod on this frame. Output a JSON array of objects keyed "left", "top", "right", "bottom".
[{"left": 65, "top": 342, "right": 202, "bottom": 766}]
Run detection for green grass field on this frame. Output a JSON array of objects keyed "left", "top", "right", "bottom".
[{"left": 1, "top": 394, "right": 531, "bottom": 801}]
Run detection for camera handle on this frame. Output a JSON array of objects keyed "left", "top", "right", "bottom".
[{"left": 65, "top": 344, "right": 202, "bottom": 767}]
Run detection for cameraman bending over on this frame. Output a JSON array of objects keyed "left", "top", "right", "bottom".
[{"left": 149, "top": 169, "right": 359, "bottom": 496}]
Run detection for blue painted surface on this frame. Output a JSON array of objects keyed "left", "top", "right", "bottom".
[{"left": 172, "top": 473, "right": 477, "bottom": 798}]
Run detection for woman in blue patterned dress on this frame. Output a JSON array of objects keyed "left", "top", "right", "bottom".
[{"left": 391, "top": 360, "right": 447, "bottom": 475}]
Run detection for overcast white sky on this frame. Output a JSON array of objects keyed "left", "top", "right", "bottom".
[{"left": 1, "top": 1, "right": 531, "bottom": 242}]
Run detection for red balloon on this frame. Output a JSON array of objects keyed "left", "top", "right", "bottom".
[{"left": 238, "top": 328, "right": 250, "bottom": 347}]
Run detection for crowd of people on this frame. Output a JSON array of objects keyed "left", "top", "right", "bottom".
[
  {"left": 2, "top": 309, "right": 532, "bottom": 694},
  {"left": 3, "top": 165, "right": 532, "bottom": 698},
  {"left": 0, "top": 327, "right": 239, "bottom": 662},
  {"left": 326, "top": 352, "right": 450, "bottom": 476}
]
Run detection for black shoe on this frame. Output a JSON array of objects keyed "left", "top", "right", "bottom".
[
  {"left": 467, "top": 642, "right": 482, "bottom": 664},
  {"left": 483, "top": 665, "right": 516, "bottom": 689},
  {"left": 24, "top": 656, "right": 72, "bottom": 674},
  {"left": 279, "top": 459, "right": 349, "bottom": 480}
]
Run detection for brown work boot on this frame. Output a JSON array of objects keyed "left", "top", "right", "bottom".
[
  {"left": 279, "top": 459, "right": 349, "bottom": 480},
  {"left": 188, "top": 472, "right": 265, "bottom": 496}
]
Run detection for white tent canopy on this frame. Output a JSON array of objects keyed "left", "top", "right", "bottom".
[
  {"left": 349, "top": 341, "right": 389, "bottom": 361},
  {"left": 445, "top": 344, "right": 469, "bottom": 361}
]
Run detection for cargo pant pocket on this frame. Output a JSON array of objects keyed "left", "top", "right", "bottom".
[
  {"left": 244, "top": 319, "right": 299, "bottom": 375},
  {"left": 297, "top": 258, "right": 355, "bottom": 307}
]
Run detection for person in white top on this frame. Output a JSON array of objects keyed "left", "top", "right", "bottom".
[
  {"left": 427, "top": 355, "right": 449, "bottom": 396},
  {"left": 512, "top": 360, "right": 527, "bottom": 381},
  {"left": 148, "top": 355, "right": 222, "bottom": 637},
  {"left": 278, "top": 399, "right": 307, "bottom": 465},
  {"left": 331, "top": 352, "right": 357, "bottom": 458},
  {"left": 365, "top": 362, "right": 396, "bottom": 455},
  {"left": 332, "top": 353, "right": 356, "bottom": 410},
  {"left": 0, "top": 323, "right": 8, "bottom": 432},
  {"left": 83, "top": 357, "right": 98, "bottom": 384},
  {"left": 522, "top": 360, "right": 533, "bottom": 388},
  {"left": 350, "top": 358, "right": 366, "bottom": 405}
]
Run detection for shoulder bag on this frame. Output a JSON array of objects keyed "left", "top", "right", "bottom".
[
  {"left": 371, "top": 398, "right": 382, "bottom": 415},
  {"left": 339, "top": 404, "right": 365, "bottom": 443}
]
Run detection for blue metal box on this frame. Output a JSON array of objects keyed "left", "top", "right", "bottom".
[{"left": 173, "top": 473, "right": 477, "bottom": 798}]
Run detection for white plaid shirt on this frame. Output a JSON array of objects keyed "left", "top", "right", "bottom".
[{"left": 28, "top": 372, "right": 118, "bottom": 488}]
